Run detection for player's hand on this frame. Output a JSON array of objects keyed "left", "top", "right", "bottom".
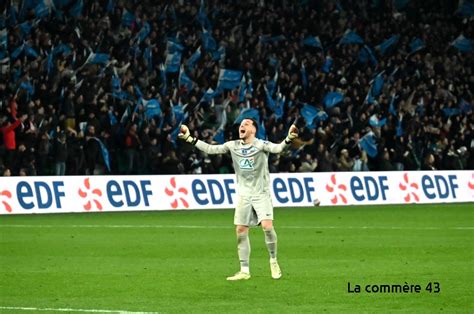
[
  {"left": 286, "top": 124, "right": 298, "bottom": 143},
  {"left": 178, "top": 125, "right": 196, "bottom": 144}
]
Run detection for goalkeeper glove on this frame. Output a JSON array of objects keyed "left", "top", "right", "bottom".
[
  {"left": 285, "top": 124, "right": 298, "bottom": 144},
  {"left": 178, "top": 125, "right": 198, "bottom": 145}
]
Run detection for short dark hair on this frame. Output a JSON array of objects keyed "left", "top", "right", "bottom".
[{"left": 246, "top": 118, "right": 258, "bottom": 134}]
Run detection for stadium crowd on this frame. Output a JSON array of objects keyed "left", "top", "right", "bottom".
[{"left": 0, "top": 0, "right": 472, "bottom": 176}]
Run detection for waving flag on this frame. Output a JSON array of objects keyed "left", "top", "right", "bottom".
[
  {"left": 179, "top": 66, "right": 194, "bottom": 93},
  {"left": 165, "top": 51, "right": 181, "bottom": 73},
  {"left": 0, "top": 29, "right": 6, "bottom": 49},
  {"left": 359, "top": 132, "right": 378, "bottom": 158},
  {"left": 167, "top": 39, "right": 184, "bottom": 54},
  {"left": 135, "top": 22, "right": 151, "bottom": 43},
  {"left": 186, "top": 46, "right": 201, "bottom": 70},
  {"left": 369, "top": 114, "right": 387, "bottom": 128},
  {"left": 142, "top": 99, "right": 162, "bottom": 120},
  {"left": 234, "top": 108, "right": 259, "bottom": 124},
  {"left": 197, "top": 0, "right": 212, "bottom": 30},
  {"left": 143, "top": 46, "right": 153, "bottom": 73},
  {"left": 122, "top": 9, "right": 135, "bottom": 27},
  {"left": 300, "top": 104, "right": 319, "bottom": 128},
  {"left": 302, "top": 36, "right": 322, "bottom": 49},
  {"left": 451, "top": 34, "right": 473, "bottom": 52},
  {"left": 359, "top": 45, "right": 378, "bottom": 66},
  {"left": 217, "top": 69, "right": 243, "bottom": 90},
  {"left": 87, "top": 52, "right": 110, "bottom": 65},
  {"left": 69, "top": 0, "right": 83, "bottom": 17},
  {"left": 239, "top": 76, "right": 247, "bottom": 103},
  {"left": 323, "top": 92, "right": 344, "bottom": 108},
  {"left": 371, "top": 72, "right": 384, "bottom": 97},
  {"left": 201, "top": 28, "right": 217, "bottom": 51},
  {"left": 339, "top": 29, "right": 364, "bottom": 45},
  {"left": 301, "top": 64, "right": 308, "bottom": 90},
  {"left": 457, "top": 0, "right": 474, "bottom": 16},
  {"left": 376, "top": 35, "right": 399, "bottom": 55},
  {"left": 35, "top": 0, "right": 50, "bottom": 19},
  {"left": 213, "top": 128, "right": 225, "bottom": 144},
  {"left": 321, "top": 56, "right": 333, "bottom": 73},
  {"left": 266, "top": 71, "right": 278, "bottom": 96},
  {"left": 199, "top": 88, "right": 218, "bottom": 104},
  {"left": 409, "top": 38, "right": 425, "bottom": 53}
]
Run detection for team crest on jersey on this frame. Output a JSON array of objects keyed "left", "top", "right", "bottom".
[
  {"left": 241, "top": 147, "right": 256, "bottom": 155},
  {"left": 239, "top": 157, "right": 255, "bottom": 169}
]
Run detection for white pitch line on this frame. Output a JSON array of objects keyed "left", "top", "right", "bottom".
[
  {"left": 0, "top": 306, "right": 158, "bottom": 314},
  {"left": 0, "top": 224, "right": 472, "bottom": 230}
]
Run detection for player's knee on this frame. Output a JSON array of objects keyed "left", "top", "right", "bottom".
[
  {"left": 261, "top": 219, "right": 273, "bottom": 230},
  {"left": 236, "top": 225, "right": 249, "bottom": 235}
]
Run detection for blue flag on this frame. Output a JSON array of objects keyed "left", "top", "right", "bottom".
[
  {"left": 143, "top": 99, "right": 162, "bottom": 120},
  {"left": 369, "top": 115, "right": 387, "bottom": 128},
  {"left": 389, "top": 95, "right": 398, "bottom": 116},
  {"left": 197, "top": 0, "right": 212, "bottom": 30},
  {"left": 179, "top": 66, "right": 194, "bottom": 93},
  {"left": 201, "top": 28, "right": 216, "bottom": 51},
  {"left": 35, "top": 0, "right": 50, "bottom": 19},
  {"left": 442, "top": 108, "right": 461, "bottom": 117},
  {"left": 0, "top": 29, "right": 6, "bottom": 49},
  {"left": 165, "top": 51, "right": 181, "bottom": 73},
  {"left": 323, "top": 92, "right": 344, "bottom": 108},
  {"left": 143, "top": 46, "right": 153, "bottom": 73},
  {"left": 358, "top": 45, "right": 378, "bottom": 66},
  {"left": 53, "top": 44, "right": 72, "bottom": 56},
  {"left": 409, "top": 38, "right": 425, "bottom": 53},
  {"left": 339, "top": 29, "right": 364, "bottom": 45},
  {"left": 19, "top": 81, "right": 35, "bottom": 95},
  {"left": 106, "top": 0, "right": 115, "bottom": 13},
  {"left": 19, "top": 22, "right": 33, "bottom": 38},
  {"left": 238, "top": 76, "right": 247, "bottom": 103},
  {"left": 376, "top": 35, "right": 399, "bottom": 55},
  {"left": 359, "top": 132, "right": 378, "bottom": 158},
  {"left": 372, "top": 72, "right": 384, "bottom": 97},
  {"left": 217, "top": 69, "right": 243, "bottom": 90},
  {"left": 234, "top": 108, "right": 259, "bottom": 124},
  {"left": 213, "top": 129, "right": 225, "bottom": 144},
  {"left": 457, "top": 0, "right": 474, "bottom": 16},
  {"left": 122, "top": 9, "right": 135, "bottom": 27},
  {"left": 160, "top": 64, "right": 167, "bottom": 95},
  {"left": 321, "top": 56, "right": 333, "bottom": 73},
  {"left": 266, "top": 71, "right": 278, "bottom": 96},
  {"left": 87, "top": 52, "right": 109, "bottom": 64},
  {"left": 301, "top": 64, "right": 308, "bottom": 90},
  {"left": 451, "top": 34, "right": 473, "bottom": 52},
  {"left": 108, "top": 111, "right": 118, "bottom": 126},
  {"left": 211, "top": 46, "right": 225, "bottom": 62},
  {"left": 300, "top": 104, "right": 319, "bottom": 128},
  {"left": 69, "top": 0, "right": 83, "bottom": 17},
  {"left": 167, "top": 39, "right": 184, "bottom": 54},
  {"left": 91, "top": 137, "right": 111, "bottom": 172},
  {"left": 302, "top": 36, "right": 322, "bottom": 49},
  {"left": 393, "top": 0, "right": 411, "bottom": 10},
  {"left": 135, "top": 22, "right": 151, "bottom": 43},
  {"left": 199, "top": 88, "right": 218, "bottom": 104},
  {"left": 186, "top": 46, "right": 201, "bottom": 70},
  {"left": 459, "top": 99, "right": 473, "bottom": 113},
  {"left": 257, "top": 119, "right": 266, "bottom": 140}
]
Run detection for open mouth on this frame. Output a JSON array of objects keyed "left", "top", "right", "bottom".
[{"left": 240, "top": 129, "right": 245, "bottom": 135}]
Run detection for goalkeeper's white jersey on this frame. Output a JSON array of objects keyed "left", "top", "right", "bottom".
[{"left": 195, "top": 138, "right": 289, "bottom": 196}]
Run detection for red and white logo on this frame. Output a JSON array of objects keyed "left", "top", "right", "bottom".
[
  {"left": 325, "top": 174, "right": 347, "bottom": 204},
  {"left": 165, "top": 177, "right": 189, "bottom": 209},
  {"left": 0, "top": 189, "right": 12, "bottom": 213},
  {"left": 468, "top": 173, "right": 474, "bottom": 191},
  {"left": 399, "top": 173, "right": 419, "bottom": 202},
  {"left": 78, "top": 178, "right": 103, "bottom": 211}
]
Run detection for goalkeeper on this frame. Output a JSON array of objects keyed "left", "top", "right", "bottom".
[{"left": 178, "top": 118, "right": 298, "bottom": 281}]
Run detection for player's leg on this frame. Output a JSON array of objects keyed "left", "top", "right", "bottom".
[
  {"left": 253, "top": 196, "right": 282, "bottom": 279},
  {"left": 227, "top": 196, "right": 253, "bottom": 281}
]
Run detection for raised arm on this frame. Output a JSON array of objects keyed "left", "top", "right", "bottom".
[
  {"left": 178, "top": 125, "right": 229, "bottom": 154},
  {"left": 262, "top": 124, "right": 299, "bottom": 154}
]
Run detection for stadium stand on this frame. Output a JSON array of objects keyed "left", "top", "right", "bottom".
[{"left": 0, "top": 0, "right": 472, "bottom": 176}]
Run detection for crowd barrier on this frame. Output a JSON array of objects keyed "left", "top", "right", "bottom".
[{"left": 0, "top": 171, "right": 472, "bottom": 214}]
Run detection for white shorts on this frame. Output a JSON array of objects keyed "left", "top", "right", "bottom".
[{"left": 234, "top": 194, "right": 274, "bottom": 226}]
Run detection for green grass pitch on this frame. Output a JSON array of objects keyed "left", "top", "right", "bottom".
[{"left": 1, "top": 203, "right": 473, "bottom": 313}]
